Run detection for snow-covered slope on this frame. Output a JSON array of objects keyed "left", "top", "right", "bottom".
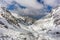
[
  {"left": 27, "top": 6, "right": 60, "bottom": 40},
  {"left": 0, "top": 6, "right": 60, "bottom": 40},
  {"left": 0, "top": 7, "right": 37, "bottom": 40}
]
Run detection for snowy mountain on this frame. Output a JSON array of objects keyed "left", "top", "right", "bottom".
[{"left": 0, "top": 5, "right": 60, "bottom": 40}]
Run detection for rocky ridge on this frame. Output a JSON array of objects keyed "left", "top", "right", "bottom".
[{"left": 0, "top": 6, "right": 60, "bottom": 40}]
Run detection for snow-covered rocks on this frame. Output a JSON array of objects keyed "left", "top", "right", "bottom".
[{"left": 0, "top": 6, "right": 60, "bottom": 40}]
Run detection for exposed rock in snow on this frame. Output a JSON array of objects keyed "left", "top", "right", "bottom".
[
  {"left": 0, "top": 6, "right": 60, "bottom": 40},
  {"left": 0, "top": 6, "right": 38, "bottom": 40}
]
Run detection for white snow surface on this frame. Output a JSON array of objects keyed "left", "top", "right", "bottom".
[{"left": 0, "top": 6, "right": 60, "bottom": 40}]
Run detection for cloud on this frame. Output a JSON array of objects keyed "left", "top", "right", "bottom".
[
  {"left": 0, "top": 0, "right": 60, "bottom": 19},
  {"left": 1, "top": 0, "right": 60, "bottom": 9},
  {"left": 0, "top": 0, "right": 13, "bottom": 7},
  {"left": 0, "top": 0, "right": 43, "bottom": 9},
  {"left": 44, "top": 0, "right": 60, "bottom": 7},
  {"left": 15, "top": 0, "right": 44, "bottom": 9}
]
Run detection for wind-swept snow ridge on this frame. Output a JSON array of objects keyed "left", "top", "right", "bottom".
[{"left": 0, "top": 6, "right": 60, "bottom": 40}]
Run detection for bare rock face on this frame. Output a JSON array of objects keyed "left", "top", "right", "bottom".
[{"left": 0, "top": 6, "right": 60, "bottom": 40}]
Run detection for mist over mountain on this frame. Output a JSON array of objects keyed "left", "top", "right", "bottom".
[{"left": 0, "top": 0, "right": 60, "bottom": 19}]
